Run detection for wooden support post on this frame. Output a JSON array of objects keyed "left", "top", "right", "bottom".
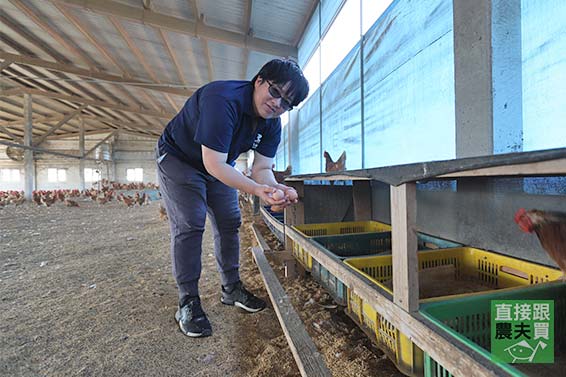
[
  {"left": 285, "top": 181, "right": 304, "bottom": 243},
  {"left": 391, "top": 183, "right": 419, "bottom": 312},
  {"left": 252, "top": 195, "right": 260, "bottom": 214},
  {"left": 79, "top": 117, "right": 85, "bottom": 191},
  {"left": 23, "top": 94, "right": 35, "bottom": 200},
  {"left": 353, "top": 180, "right": 372, "bottom": 220}
]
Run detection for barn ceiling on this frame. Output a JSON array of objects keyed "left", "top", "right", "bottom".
[{"left": 0, "top": 0, "right": 316, "bottom": 142}]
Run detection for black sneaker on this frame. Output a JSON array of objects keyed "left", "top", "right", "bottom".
[
  {"left": 174, "top": 296, "right": 212, "bottom": 337},
  {"left": 221, "top": 281, "right": 267, "bottom": 313}
]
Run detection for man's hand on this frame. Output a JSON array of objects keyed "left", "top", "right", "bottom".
[
  {"left": 253, "top": 185, "right": 286, "bottom": 207},
  {"left": 269, "top": 186, "right": 299, "bottom": 212},
  {"left": 282, "top": 187, "right": 298, "bottom": 202}
]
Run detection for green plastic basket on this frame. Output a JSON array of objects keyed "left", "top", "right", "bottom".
[
  {"left": 420, "top": 282, "right": 566, "bottom": 377},
  {"left": 313, "top": 232, "right": 462, "bottom": 259}
]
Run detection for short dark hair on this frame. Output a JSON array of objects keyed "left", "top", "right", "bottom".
[{"left": 252, "top": 59, "right": 309, "bottom": 108}]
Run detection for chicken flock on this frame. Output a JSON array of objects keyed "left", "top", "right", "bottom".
[{"left": 0, "top": 188, "right": 153, "bottom": 208}]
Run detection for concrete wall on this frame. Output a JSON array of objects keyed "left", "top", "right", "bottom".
[
  {"left": 0, "top": 132, "right": 159, "bottom": 191},
  {"left": 371, "top": 179, "right": 566, "bottom": 267},
  {"left": 301, "top": 179, "right": 564, "bottom": 267}
]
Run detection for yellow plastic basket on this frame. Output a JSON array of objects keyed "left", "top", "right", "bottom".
[
  {"left": 345, "top": 247, "right": 561, "bottom": 296},
  {"left": 345, "top": 247, "right": 561, "bottom": 376},
  {"left": 347, "top": 289, "right": 424, "bottom": 376},
  {"left": 291, "top": 221, "right": 391, "bottom": 270}
]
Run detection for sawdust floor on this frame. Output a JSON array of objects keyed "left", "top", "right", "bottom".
[{"left": 0, "top": 198, "right": 402, "bottom": 377}]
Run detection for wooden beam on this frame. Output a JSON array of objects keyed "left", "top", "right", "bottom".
[
  {"left": 33, "top": 105, "right": 86, "bottom": 146},
  {"left": 52, "top": 1, "right": 154, "bottom": 110},
  {"left": 9, "top": 0, "right": 95, "bottom": 69},
  {"left": 437, "top": 159, "right": 566, "bottom": 177},
  {"left": 0, "top": 59, "right": 13, "bottom": 72},
  {"left": 109, "top": 16, "right": 158, "bottom": 82},
  {"left": 52, "top": 2, "right": 123, "bottom": 72},
  {"left": 0, "top": 87, "right": 175, "bottom": 118},
  {"left": 0, "top": 139, "right": 98, "bottom": 160},
  {"left": 0, "top": 113, "right": 161, "bottom": 131},
  {"left": 157, "top": 29, "right": 187, "bottom": 85},
  {"left": 390, "top": 183, "right": 419, "bottom": 312},
  {"left": 84, "top": 131, "right": 116, "bottom": 156},
  {"left": 108, "top": 16, "right": 165, "bottom": 112},
  {"left": 251, "top": 246, "right": 331, "bottom": 377},
  {"left": 0, "top": 52, "right": 194, "bottom": 97},
  {"left": 286, "top": 174, "right": 370, "bottom": 182},
  {"left": 55, "top": 0, "right": 297, "bottom": 58},
  {"left": 0, "top": 67, "right": 159, "bottom": 125},
  {"left": 0, "top": 124, "right": 20, "bottom": 141},
  {"left": 164, "top": 94, "right": 180, "bottom": 113},
  {"left": 46, "top": 128, "right": 155, "bottom": 140},
  {"left": 285, "top": 226, "right": 508, "bottom": 377}
]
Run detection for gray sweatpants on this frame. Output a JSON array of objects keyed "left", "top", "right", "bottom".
[{"left": 157, "top": 152, "right": 241, "bottom": 300}]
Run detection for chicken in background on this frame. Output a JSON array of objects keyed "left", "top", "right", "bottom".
[
  {"left": 272, "top": 164, "right": 292, "bottom": 184},
  {"left": 515, "top": 208, "right": 566, "bottom": 280},
  {"left": 323, "top": 150, "right": 346, "bottom": 172},
  {"left": 64, "top": 199, "right": 79, "bottom": 207},
  {"left": 159, "top": 204, "right": 168, "bottom": 221},
  {"left": 119, "top": 193, "right": 135, "bottom": 207}
]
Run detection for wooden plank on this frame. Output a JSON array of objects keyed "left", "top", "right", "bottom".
[
  {"left": 437, "top": 158, "right": 566, "bottom": 178},
  {"left": 352, "top": 180, "right": 372, "bottom": 220},
  {"left": 286, "top": 173, "right": 370, "bottom": 182},
  {"left": 259, "top": 206, "right": 285, "bottom": 234},
  {"left": 285, "top": 181, "right": 304, "bottom": 250},
  {"left": 250, "top": 224, "right": 270, "bottom": 253},
  {"left": 285, "top": 226, "right": 510, "bottom": 377},
  {"left": 251, "top": 246, "right": 332, "bottom": 377},
  {"left": 285, "top": 147, "right": 566, "bottom": 185},
  {"left": 391, "top": 183, "right": 418, "bottom": 312}
]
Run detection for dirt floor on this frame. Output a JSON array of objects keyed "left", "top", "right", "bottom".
[{"left": 0, "top": 196, "right": 403, "bottom": 377}]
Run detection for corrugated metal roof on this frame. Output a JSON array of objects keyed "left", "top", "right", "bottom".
[
  {"left": 252, "top": 0, "right": 316, "bottom": 45},
  {"left": 208, "top": 40, "right": 245, "bottom": 81},
  {"left": 152, "top": 0, "right": 194, "bottom": 20},
  {"left": 198, "top": 0, "right": 246, "bottom": 34},
  {"left": 0, "top": 0, "right": 315, "bottom": 140}
]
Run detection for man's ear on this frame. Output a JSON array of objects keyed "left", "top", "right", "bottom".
[{"left": 254, "top": 76, "right": 264, "bottom": 89}]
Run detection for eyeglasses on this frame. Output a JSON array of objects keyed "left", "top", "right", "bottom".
[{"left": 267, "top": 81, "right": 293, "bottom": 111}]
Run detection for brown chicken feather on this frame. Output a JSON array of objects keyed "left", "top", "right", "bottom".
[
  {"left": 323, "top": 150, "right": 346, "bottom": 172},
  {"left": 515, "top": 208, "right": 566, "bottom": 278},
  {"left": 272, "top": 165, "right": 292, "bottom": 183}
]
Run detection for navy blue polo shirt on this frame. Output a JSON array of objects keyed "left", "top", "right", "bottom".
[{"left": 158, "top": 80, "right": 281, "bottom": 174}]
